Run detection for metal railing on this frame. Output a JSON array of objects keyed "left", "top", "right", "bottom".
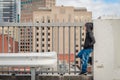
[{"left": 0, "top": 22, "right": 92, "bottom": 75}]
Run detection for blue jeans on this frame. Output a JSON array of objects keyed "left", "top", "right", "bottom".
[{"left": 77, "top": 49, "right": 93, "bottom": 73}]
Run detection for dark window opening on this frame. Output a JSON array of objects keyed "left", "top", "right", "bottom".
[
  {"left": 36, "top": 38, "right": 39, "bottom": 41},
  {"left": 42, "top": 50, "right": 44, "bottom": 52}
]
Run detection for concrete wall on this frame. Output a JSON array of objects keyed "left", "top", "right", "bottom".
[{"left": 94, "top": 19, "right": 120, "bottom": 80}]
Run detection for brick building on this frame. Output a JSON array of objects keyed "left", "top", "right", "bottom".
[{"left": 0, "top": 34, "right": 18, "bottom": 53}]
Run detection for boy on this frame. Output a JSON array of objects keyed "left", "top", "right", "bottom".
[{"left": 76, "top": 22, "right": 95, "bottom": 75}]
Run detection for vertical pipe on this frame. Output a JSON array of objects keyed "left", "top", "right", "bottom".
[
  {"left": 8, "top": 26, "right": 9, "bottom": 53},
  {"left": 0, "top": 26, "right": 3, "bottom": 74},
  {"left": 46, "top": 26, "right": 49, "bottom": 74},
  {"left": 24, "top": 26, "right": 25, "bottom": 53},
  {"left": 18, "top": 26, "right": 20, "bottom": 53},
  {"left": 18, "top": 26, "right": 20, "bottom": 80},
  {"left": 40, "top": 27, "right": 42, "bottom": 52},
  {"left": 63, "top": 26, "right": 65, "bottom": 74},
  {"left": 74, "top": 26, "right": 76, "bottom": 74},
  {"left": 79, "top": 26, "right": 82, "bottom": 71},
  {"left": 7, "top": 26, "right": 10, "bottom": 73},
  {"left": 35, "top": 27, "right": 37, "bottom": 52},
  {"left": 52, "top": 27, "right": 54, "bottom": 51},
  {"left": 31, "top": 67, "right": 36, "bottom": 80},
  {"left": 46, "top": 26, "right": 48, "bottom": 74},
  {"left": 30, "top": 26, "right": 32, "bottom": 52},
  {"left": 2, "top": 26, "right": 4, "bottom": 53},
  {"left": 29, "top": 26, "right": 32, "bottom": 74},
  {"left": 52, "top": 26, "right": 54, "bottom": 74},
  {"left": 46, "top": 27, "right": 48, "bottom": 52},
  {"left": 13, "top": 26, "right": 15, "bottom": 53},
  {"left": 57, "top": 26, "right": 59, "bottom": 74},
  {"left": 80, "top": 26, "right": 82, "bottom": 50},
  {"left": 40, "top": 26, "right": 42, "bottom": 74},
  {"left": 24, "top": 26, "right": 26, "bottom": 72},
  {"left": 68, "top": 26, "right": 70, "bottom": 74}
]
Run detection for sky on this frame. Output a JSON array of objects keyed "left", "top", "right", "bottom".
[{"left": 56, "top": 0, "right": 120, "bottom": 19}]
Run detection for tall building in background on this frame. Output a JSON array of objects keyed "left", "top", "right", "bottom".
[
  {"left": 32, "top": 6, "right": 92, "bottom": 53},
  {"left": 32, "top": 6, "right": 92, "bottom": 68},
  {"left": 20, "top": 0, "right": 92, "bottom": 55},
  {"left": 0, "top": 0, "right": 20, "bottom": 53},
  {"left": 0, "top": 0, "right": 20, "bottom": 22},
  {"left": 21, "top": 0, "right": 55, "bottom": 22},
  {"left": 20, "top": 0, "right": 56, "bottom": 52}
]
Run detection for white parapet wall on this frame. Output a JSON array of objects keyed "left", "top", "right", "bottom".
[
  {"left": 0, "top": 52, "right": 57, "bottom": 68},
  {"left": 94, "top": 19, "right": 120, "bottom": 80}
]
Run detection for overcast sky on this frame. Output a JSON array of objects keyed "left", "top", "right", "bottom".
[{"left": 56, "top": 0, "right": 120, "bottom": 19}]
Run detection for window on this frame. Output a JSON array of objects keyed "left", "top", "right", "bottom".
[
  {"left": 42, "top": 33, "right": 45, "bottom": 35},
  {"left": 42, "top": 27, "right": 44, "bottom": 30},
  {"left": 47, "top": 27, "right": 50, "bottom": 30},
  {"left": 42, "top": 44, "right": 44, "bottom": 47},
  {"left": 82, "top": 38, "right": 84, "bottom": 41},
  {"left": 36, "top": 27, "right": 39, "bottom": 30},
  {"left": 48, "top": 44, "right": 50, "bottom": 47},
  {"left": 28, "top": 29, "right": 30, "bottom": 31},
  {"left": 36, "top": 38, "right": 39, "bottom": 41},
  {"left": 36, "top": 21, "right": 39, "bottom": 23},
  {"left": 42, "top": 38, "right": 44, "bottom": 41},
  {"left": 48, "top": 20, "right": 50, "bottom": 23},
  {"left": 37, "top": 44, "right": 39, "bottom": 47},
  {"left": 48, "top": 38, "right": 50, "bottom": 41},
  {"left": 82, "top": 33, "right": 84, "bottom": 36},
  {"left": 76, "top": 45, "right": 79, "bottom": 47},
  {"left": 28, "top": 32, "right": 30, "bottom": 34},
  {"left": 76, "top": 50, "right": 79, "bottom": 53},
  {"left": 36, "top": 50, "right": 39, "bottom": 52},
  {"left": 48, "top": 49, "right": 50, "bottom": 52},
  {"left": 36, "top": 33, "right": 39, "bottom": 36},
  {"left": 42, "top": 50, "right": 44, "bottom": 52},
  {"left": 48, "top": 33, "right": 50, "bottom": 36}
]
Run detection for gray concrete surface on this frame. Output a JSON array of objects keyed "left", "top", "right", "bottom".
[{"left": 0, "top": 75, "right": 93, "bottom": 80}]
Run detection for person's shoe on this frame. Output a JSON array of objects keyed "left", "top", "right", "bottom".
[{"left": 78, "top": 72, "right": 87, "bottom": 75}]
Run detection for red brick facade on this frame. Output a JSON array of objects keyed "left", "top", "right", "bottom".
[{"left": 0, "top": 34, "right": 18, "bottom": 53}]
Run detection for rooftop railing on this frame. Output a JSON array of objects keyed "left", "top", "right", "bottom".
[{"left": 0, "top": 22, "right": 93, "bottom": 76}]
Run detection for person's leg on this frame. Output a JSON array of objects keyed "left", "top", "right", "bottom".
[
  {"left": 81, "top": 49, "right": 93, "bottom": 74},
  {"left": 77, "top": 49, "right": 85, "bottom": 59},
  {"left": 75, "top": 49, "right": 85, "bottom": 70}
]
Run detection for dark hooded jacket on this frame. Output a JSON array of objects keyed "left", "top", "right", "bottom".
[{"left": 83, "top": 23, "right": 95, "bottom": 49}]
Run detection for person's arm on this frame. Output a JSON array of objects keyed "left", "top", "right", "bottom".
[{"left": 89, "top": 32, "right": 95, "bottom": 46}]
